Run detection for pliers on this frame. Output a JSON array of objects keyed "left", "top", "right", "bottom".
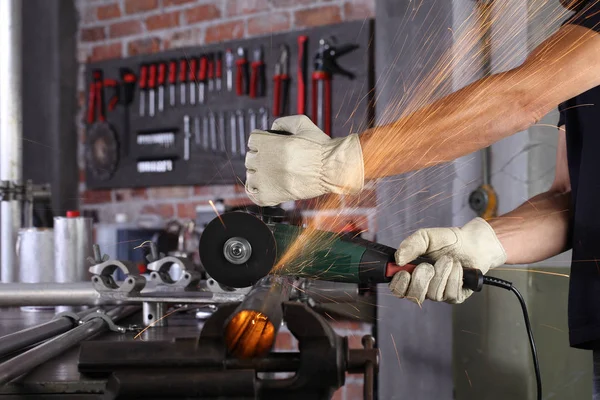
[{"left": 273, "top": 44, "right": 290, "bottom": 117}]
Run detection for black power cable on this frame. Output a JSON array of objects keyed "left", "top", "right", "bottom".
[{"left": 482, "top": 275, "right": 541, "bottom": 400}]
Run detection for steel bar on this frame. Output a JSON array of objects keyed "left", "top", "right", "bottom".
[
  {"left": 0, "top": 307, "right": 99, "bottom": 358},
  {"left": 0, "top": 0, "right": 23, "bottom": 283},
  {"left": 0, "top": 306, "right": 139, "bottom": 385}
]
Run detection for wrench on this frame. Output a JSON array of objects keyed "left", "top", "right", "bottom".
[
  {"left": 218, "top": 112, "right": 226, "bottom": 152},
  {"left": 209, "top": 111, "right": 217, "bottom": 151},
  {"left": 230, "top": 112, "right": 237, "bottom": 155},
  {"left": 183, "top": 115, "right": 191, "bottom": 161},
  {"left": 237, "top": 110, "right": 246, "bottom": 156},
  {"left": 202, "top": 115, "right": 209, "bottom": 150},
  {"left": 248, "top": 109, "right": 257, "bottom": 132},
  {"left": 258, "top": 107, "right": 269, "bottom": 130}
]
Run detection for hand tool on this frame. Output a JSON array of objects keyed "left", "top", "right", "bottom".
[
  {"left": 168, "top": 60, "right": 177, "bottom": 107},
  {"left": 137, "top": 132, "right": 175, "bottom": 147},
  {"left": 202, "top": 115, "right": 209, "bottom": 150},
  {"left": 103, "top": 78, "right": 119, "bottom": 112},
  {"left": 207, "top": 54, "right": 215, "bottom": 92},
  {"left": 87, "top": 70, "right": 105, "bottom": 124},
  {"left": 312, "top": 38, "right": 358, "bottom": 136},
  {"left": 148, "top": 64, "right": 157, "bottom": 117},
  {"left": 183, "top": 115, "right": 191, "bottom": 161},
  {"left": 248, "top": 109, "right": 257, "bottom": 132},
  {"left": 118, "top": 68, "right": 136, "bottom": 156},
  {"left": 157, "top": 63, "right": 166, "bottom": 113},
  {"left": 273, "top": 44, "right": 290, "bottom": 117},
  {"left": 138, "top": 64, "right": 148, "bottom": 117},
  {"left": 297, "top": 35, "right": 308, "bottom": 115},
  {"left": 198, "top": 55, "right": 207, "bottom": 105},
  {"left": 194, "top": 116, "right": 201, "bottom": 145},
  {"left": 258, "top": 107, "right": 268, "bottom": 130},
  {"left": 188, "top": 58, "right": 198, "bottom": 105},
  {"left": 218, "top": 112, "right": 226, "bottom": 152},
  {"left": 209, "top": 111, "right": 217, "bottom": 151},
  {"left": 225, "top": 49, "right": 234, "bottom": 92},
  {"left": 216, "top": 51, "right": 223, "bottom": 91},
  {"left": 237, "top": 110, "right": 246, "bottom": 156},
  {"left": 236, "top": 47, "right": 249, "bottom": 96},
  {"left": 137, "top": 159, "right": 173, "bottom": 173},
  {"left": 230, "top": 112, "right": 237, "bottom": 155},
  {"left": 249, "top": 46, "right": 265, "bottom": 98},
  {"left": 179, "top": 59, "right": 187, "bottom": 105},
  {"left": 199, "top": 211, "right": 484, "bottom": 290}
]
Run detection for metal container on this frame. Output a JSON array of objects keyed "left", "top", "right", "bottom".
[
  {"left": 17, "top": 228, "right": 54, "bottom": 283},
  {"left": 54, "top": 216, "right": 93, "bottom": 283}
]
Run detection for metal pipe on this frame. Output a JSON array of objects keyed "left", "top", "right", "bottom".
[
  {"left": 0, "top": 282, "right": 108, "bottom": 306},
  {"left": 0, "top": 307, "right": 99, "bottom": 358},
  {"left": 0, "top": 306, "right": 139, "bottom": 385},
  {"left": 0, "top": 0, "right": 23, "bottom": 283}
]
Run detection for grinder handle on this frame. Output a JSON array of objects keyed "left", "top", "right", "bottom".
[{"left": 385, "top": 259, "right": 484, "bottom": 292}]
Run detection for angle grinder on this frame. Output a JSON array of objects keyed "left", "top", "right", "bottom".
[{"left": 199, "top": 211, "right": 484, "bottom": 291}]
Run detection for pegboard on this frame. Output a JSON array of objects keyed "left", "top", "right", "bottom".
[{"left": 84, "top": 19, "right": 375, "bottom": 190}]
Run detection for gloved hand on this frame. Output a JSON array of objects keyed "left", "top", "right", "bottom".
[
  {"left": 245, "top": 115, "right": 364, "bottom": 206},
  {"left": 390, "top": 217, "right": 506, "bottom": 305}
]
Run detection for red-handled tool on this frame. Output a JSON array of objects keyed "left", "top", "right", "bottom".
[
  {"left": 250, "top": 47, "right": 265, "bottom": 98},
  {"left": 297, "top": 35, "right": 308, "bottom": 115},
  {"left": 138, "top": 65, "right": 148, "bottom": 117},
  {"left": 198, "top": 55, "right": 208, "bottom": 104},
  {"left": 168, "top": 60, "right": 177, "bottom": 107},
  {"left": 207, "top": 53, "right": 215, "bottom": 92},
  {"left": 273, "top": 44, "right": 290, "bottom": 117},
  {"left": 311, "top": 38, "right": 358, "bottom": 136},
  {"left": 103, "top": 79, "right": 119, "bottom": 111},
  {"left": 87, "top": 70, "right": 106, "bottom": 124},
  {"left": 236, "top": 47, "right": 249, "bottom": 96},
  {"left": 157, "top": 63, "right": 166, "bottom": 113},
  {"left": 188, "top": 58, "right": 198, "bottom": 105},
  {"left": 148, "top": 64, "right": 157, "bottom": 117},
  {"left": 216, "top": 51, "right": 223, "bottom": 91},
  {"left": 179, "top": 59, "right": 187, "bottom": 105}
]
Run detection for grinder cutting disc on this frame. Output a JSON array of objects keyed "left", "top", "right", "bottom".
[{"left": 199, "top": 212, "right": 276, "bottom": 288}]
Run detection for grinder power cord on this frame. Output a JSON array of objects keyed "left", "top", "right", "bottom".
[{"left": 200, "top": 211, "right": 542, "bottom": 400}]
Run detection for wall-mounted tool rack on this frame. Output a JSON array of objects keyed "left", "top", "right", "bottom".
[{"left": 84, "top": 20, "right": 374, "bottom": 190}]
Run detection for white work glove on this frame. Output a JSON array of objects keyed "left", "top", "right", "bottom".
[
  {"left": 245, "top": 115, "right": 364, "bottom": 206},
  {"left": 390, "top": 217, "right": 506, "bottom": 305}
]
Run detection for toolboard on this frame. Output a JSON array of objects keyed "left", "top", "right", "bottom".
[{"left": 84, "top": 20, "right": 375, "bottom": 190}]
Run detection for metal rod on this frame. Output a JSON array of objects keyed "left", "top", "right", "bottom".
[
  {"left": 0, "top": 282, "right": 107, "bottom": 306},
  {"left": 0, "top": 0, "right": 23, "bottom": 283},
  {"left": 0, "top": 307, "right": 99, "bottom": 359},
  {"left": 0, "top": 306, "right": 139, "bottom": 385}
]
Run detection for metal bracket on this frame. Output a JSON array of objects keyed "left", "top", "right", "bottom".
[
  {"left": 52, "top": 311, "right": 82, "bottom": 323},
  {"left": 81, "top": 310, "right": 127, "bottom": 333},
  {"left": 89, "top": 258, "right": 146, "bottom": 294},
  {"left": 147, "top": 256, "right": 201, "bottom": 289}
]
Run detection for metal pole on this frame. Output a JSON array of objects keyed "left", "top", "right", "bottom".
[
  {"left": 0, "top": 0, "right": 23, "bottom": 283},
  {"left": 0, "top": 306, "right": 139, "bottom": 385},
  {"left": 0, "top": 307, "right": 99, "bottom": 358},
  {"left": 0, "top": 282, "right": 109, "bottom": 306}
]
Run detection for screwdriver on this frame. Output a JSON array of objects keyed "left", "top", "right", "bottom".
[
  {"left": 148, "top": 63, "right": 157, "bottom": 117},
  {"left": 216, "top": 52, "right": 223, "bottom": 91},
  {"left": 225, "top": 49, "right": 234, "bottom": 92},
  {"left": 138, "top": 64, "right": 148, "bottom": 117},
  {"left": 208, "top": 53, "right": 215, "bottom": 92},
  {"left": 179, "top": 59, "right": 187, "bottom": 105},
  {"left": 168, "top": 60, "right": 177, "bottom": 107},
  {"left": 198, "top": 55, "right": 208, "bottom": 104},
  {"left": 157, "top": 62, "right": 166, "bottom": 113},
  {"left": 188, "top": 58, "right": 198, "bottom": 105}
]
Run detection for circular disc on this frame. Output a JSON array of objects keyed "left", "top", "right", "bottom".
[
  {"left": 85, "top": 122, "right": 119, "bottom": 181},
  {"left": 199, "top": 212, "right": 276, "bottom": 288}
]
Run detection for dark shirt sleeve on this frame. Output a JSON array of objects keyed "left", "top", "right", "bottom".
[{"left": 564, "top": 2, "right": 600, "bottom": 33}]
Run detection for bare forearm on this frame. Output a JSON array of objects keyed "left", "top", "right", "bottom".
[{"left": 488, "top": 190, "right": 571, "bottom": 264}]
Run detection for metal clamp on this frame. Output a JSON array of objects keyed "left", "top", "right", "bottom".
[
  {"left": 52, "top": 311, "right": 82, "bottom": 323},
  {"left": 89, "top": 246, "right": 146, "bottom": 294},
  {"left": 81, "top": 310, "right": 127, "bottom": 333},
  {"left": 147, "top": 256, "right": 200, "bottom": 288}
]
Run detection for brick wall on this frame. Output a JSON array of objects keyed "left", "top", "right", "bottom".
[{"left": 75, "top": 1, "right": 376, "bottom": 397}]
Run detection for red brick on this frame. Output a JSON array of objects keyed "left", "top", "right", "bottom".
[
  {"left": 185, "top": 4, "right": 221, "bottom": 24},
  {"left": 271, "top": 0, "right": 314, "bottom": 7},
  {"left": 344, "top": 0, "right": 375, "bottom": 20},
  {"left": 331, "top": 387, "right": 345, "bottom": 400},
  {"left": 146, "top": 11, "right": 180, "bottom": 31},
  {"left": 342, "top": 189, "right": 377, "bottom": 208},
  {"left": 147, "top": 186, "right": 190, "bottom": 199},
  {"left": 193, "top": 184, "right": 236, "bottom": 197},
  {"left": 140, "top": 204, "right": 175, "bottom": 218},
  {"left": 127, "top": 37, "right": 162, "bottom": 56},
  {"left": 81, "top": 27, "right": 106, "bottom": 42},
  {"left": 304, "top": 214, "right": 369, "bottom": 234},
  {"left": 226, "top": 0, "right": 269, "bottom": 17},
  {"left": 97, "top": 3, "right": 121, "bottom": 20},
  {"left": 163, "top": 0, "right": 195, "bottom": 6},
  {"left": 82, "top": 190, "right": 112, "bottom": 204},
  {"left": 205, "top": 20, "right": 245, "bottom": 44},
  {"left": 344, "top": 381, "right": 364, "bottom": 399},
  {"left": 125, "top": 0, "right": 159, "bottom": 14},
  {"left": 223, "top": 197, "right": 254, "bottom": 208},
  {"left": 79, "top": 169, "right": 86, "bottom": 183},
  {"left": 295, "top": 6, "right": 342, "bottom": 28},
  {"left": 90, "top": 43, "right": 123, "bottom": 62},
  {"left": 176, "top": 202, "right": 204, "bottom": 219},
  {"left": 248, "top": 12, "right": 291, "bottom": 36},
  {"left": 296, "top": 194, "right": 341, "bottom": 210},
  {"left": 114, "top": 188, "right": 149, "bottom": 202},
  {"left": 109, "top": 20, "right": 143, "bottom": 38}
]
